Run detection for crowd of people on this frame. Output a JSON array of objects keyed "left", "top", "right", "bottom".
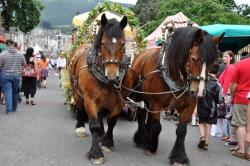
[
  {"left": 0, "top": 39, "right": 66, "bottom": 114},
  {"left": 195, "top": 50, "right": 250, "bottom": 161}
]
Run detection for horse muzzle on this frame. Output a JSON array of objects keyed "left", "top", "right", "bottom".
[{"left": 104, "top": 64, "right": 120, "bottom": 82}]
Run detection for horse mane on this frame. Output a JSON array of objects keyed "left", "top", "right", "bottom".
[
  {"left": 94, "top": 18, "right": 124, "bottom": 50},
  {"left": 166, "top": 27, "right": 218, "bottom": 79}
]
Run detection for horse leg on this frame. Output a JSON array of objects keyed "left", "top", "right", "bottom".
[
  {"left": 101, "top": 115, "right": 118, "bottom": 152},
  {"left": 97, "top": 110, "right": 105, "bottom": 137},
  {"left": 169, "top": 122, "right": 189, "bottom": 165},
  {"left": 75, "top": 106, "right": 89, "bottom": 138},
  {"left": 144, "top": 113, "right": 162, "bottom": 155},
  {"left": 88, "top": 118, "right": 105, "bottom": 165},
  {"left": 133, "top": 108, "right": 147, "bottom": 148}
]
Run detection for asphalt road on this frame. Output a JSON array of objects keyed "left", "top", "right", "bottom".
[{"left": 0, "top": 71, "right": 248, "bottom": 166}]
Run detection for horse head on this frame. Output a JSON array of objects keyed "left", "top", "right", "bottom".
[
  {"left": 95, "top": 14, "right": 127, "bottom": 82},
  {"left": 185, "top": 29, "right": 224, "bottom": 97},
  {"left": 167, "top": 27, "right": 224, "bottom": 97}
]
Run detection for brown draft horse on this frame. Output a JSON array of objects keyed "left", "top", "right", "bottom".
[
  {"left": 69, "top": 14, "right": 128, "bottom": 165},
  {"left": 121, "top": 27, "right": 224, "bottom": 166}
]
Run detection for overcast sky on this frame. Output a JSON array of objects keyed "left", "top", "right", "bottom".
[{"left": 109, "top": 0, "right": 250, "bottom": 5}]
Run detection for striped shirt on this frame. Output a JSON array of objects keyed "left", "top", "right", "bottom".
[{"left": 0, "top": 47, "right": 26, "bottom": 74}]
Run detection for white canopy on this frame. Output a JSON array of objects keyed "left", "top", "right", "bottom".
[{"left": 145, "top": 12, "right": 198, "bottom": 47}]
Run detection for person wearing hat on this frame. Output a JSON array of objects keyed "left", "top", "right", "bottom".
[
  {"left": 56, "top": 51, "right": 66, "bottom": 80},
  {"left": 0, "top": 39, "right": 26, "bottom": 114}
]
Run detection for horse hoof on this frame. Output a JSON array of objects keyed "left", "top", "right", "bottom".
[
  {"left": 144, "top": 150, "right": 155, "bottom": 156},
  {"left": 75, "top": 127, "right": 88, "bottom": 138},
  {"left": 90, "top": 157, "right": 105, "bottom": 165},
  {"left": 173, "top": 162, "right": 187, "bottom": 166},
  {"left": 101, "top": 145, "right": 113, "bottom": 153}
]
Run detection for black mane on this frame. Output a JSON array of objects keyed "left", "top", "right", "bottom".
[
  {"left": 94, "top": 18, "right": 124, "bottom": 50},
  {"left": 166, "top": 27, "right": 218, "bottom": 79}
]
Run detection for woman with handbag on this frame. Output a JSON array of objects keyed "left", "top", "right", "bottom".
[
  {"left": 22, "top": 47, "right": 38, "bottom": 105},
  {"left": 38, "top": 55, "right": 48, "bottom": 88},
  {"left": 218, "top": 50, "right": 237, "bottom": 144},
  {"left": 197, "top": 64, "right": 223, "bottom": 150}
]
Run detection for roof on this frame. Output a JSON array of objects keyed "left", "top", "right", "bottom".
[{"left": 145, "top": 12, "right": 198, "bottom": 47}]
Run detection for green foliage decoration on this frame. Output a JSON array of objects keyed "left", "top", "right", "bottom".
[{"left": 60, "top": 69, "right": 72, "bottom": 104}]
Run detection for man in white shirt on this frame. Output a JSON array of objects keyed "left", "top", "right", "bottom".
[{"left": 56, "top": 52, "right": 66, "bottom": 79}]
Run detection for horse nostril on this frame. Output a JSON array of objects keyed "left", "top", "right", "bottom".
[{"left": 190, "top": 90, "right": 196, "bottom": 96}]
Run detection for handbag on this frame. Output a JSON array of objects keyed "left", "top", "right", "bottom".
[
  {"left": 22, "top": 64, "right": 36, "bottom": 77},
  {"left": 217, "top": 102, "right": 226, "bottom": 118}
]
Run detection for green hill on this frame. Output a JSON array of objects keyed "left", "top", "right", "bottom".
[
  {"left": 40, "top": 0, "right": 96, "bottom": 27},
  {"left": 40, "top": 0, "right": 133, "bottom": 30}
]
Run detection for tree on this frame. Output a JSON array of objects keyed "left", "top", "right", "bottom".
[
  {"left": 0, "top": 0, "right": 44, "bottom": 33},
  {"left": 133, "top": 0, "right": 160, "bottom": 26},
  {"left": 133, "top": 0, "right": 250, "bottom": 36}
]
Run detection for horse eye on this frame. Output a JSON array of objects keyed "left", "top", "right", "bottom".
[
  {"left": 101, "top": 41, "right": 104, "bottom": 46},
  {"left": 191, "top": 57, "right": 196, "bottom": 63}
]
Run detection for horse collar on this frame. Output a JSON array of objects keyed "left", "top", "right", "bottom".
[{"left": 87, "top": 44, "right": 129, "bottom": 86}]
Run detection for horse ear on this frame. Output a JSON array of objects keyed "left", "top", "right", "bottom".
[
  {"left": 101, "top": 14, "right": 108, "bottom": 26},
  {"left": 193, "top": 29, "right": 203, "bottom": 45},
  {"left": 120, "top": 16, "right": 127, "bottom": 29},
  {"left": 212, "top": 32, "right": 225, "bottom": 45}
]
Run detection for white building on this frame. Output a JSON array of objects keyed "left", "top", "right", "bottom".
[{"left": 6, "top": 27, "right": 71, "bottom": 56}]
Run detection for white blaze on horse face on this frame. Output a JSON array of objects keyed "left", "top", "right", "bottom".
[
  {"left": 112, "top": 38, "right": 117, "bottom": 44},
  {"left": 104, "top": 65, "right": 120, "bottom": 81},
  {"left": 197, "top": 62, "right": 206, "bottom": 97},
  {"left": 105, "top": 67, "right": 108, "bottom": 77}
]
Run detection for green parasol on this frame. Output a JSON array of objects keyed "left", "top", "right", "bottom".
[{"left": 200, "top": 24, "right": 250, "bottom": 53}]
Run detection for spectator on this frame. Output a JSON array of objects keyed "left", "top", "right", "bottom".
[
  {"left": 22, "top": 47, "right": 38, "bottom": 105},
  {"left": 197, "top": 63, "right": 223, "bottom": 150},
  {"left": 56, "top": 52, "right": 66, "bottom": 79},
  {"left": 218, "top": 50, "right": 236, "bottom": 143},
  {"left": 38, "top": 55, "right": 48, "bottom": 88},
  {"left": 230, "top": 56, "right": 250, "bottom": 159},
  {"left": 0, "top": 39, "right": 26, "bottom": 114},
  {"left": 49, "top": 56, "right": 55, "bottom": 69},
  {"left": 246, "top": 91, "right": 250, "bottom": 160},
  {"left": 0, "top": 39, "right": 6, "bottom": 105}
]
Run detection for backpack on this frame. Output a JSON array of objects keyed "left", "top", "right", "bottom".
[{"left": 22, "top": 64, "right": 36, "bottom": 77}]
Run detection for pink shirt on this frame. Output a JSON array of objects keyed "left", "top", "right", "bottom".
[{"left": 219, "top": 64, "right": 235, "bottom": 94}]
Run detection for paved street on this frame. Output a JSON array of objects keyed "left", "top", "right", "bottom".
[{"left": 0, "top": 72, "right": 249, "bottom": 166}]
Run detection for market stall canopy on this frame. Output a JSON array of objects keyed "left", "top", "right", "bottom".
[
  {"left": 200, "top": 24, "right": 250, "bottom": 53},
  {"left": 145, "top": 12, "right": 198, "bottom": 48}
]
